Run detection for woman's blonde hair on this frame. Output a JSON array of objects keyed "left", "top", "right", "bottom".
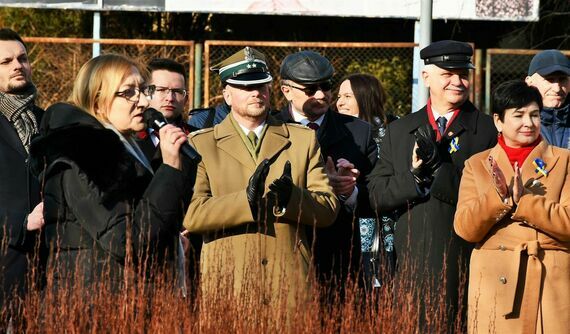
[{"left": 69, "top": 54, "right": 147, "bottom": 123}]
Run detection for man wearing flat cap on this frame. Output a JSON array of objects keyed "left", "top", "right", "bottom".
[
  {"left": 367, "top": 40, "right": 497, "bottom": 330},
  {"left": 526, "top": 49, "right": 570, "bottom": 149},
  {"left": 183, "top": 47, "right": 338, "bottom": 309},
  {"left": 275, "top": 50, "right": 377, "bottom": 288}
]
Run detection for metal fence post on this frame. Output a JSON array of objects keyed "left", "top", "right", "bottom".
[
  {"left": 193, "top": 43, "right": 203, "bottom": 109},
  {"left": 485, "top": 50, "right": 492, "bottom": 114}
]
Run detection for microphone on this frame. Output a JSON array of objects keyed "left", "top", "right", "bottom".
[{"left": 143, "top": 108, "right": 201, "bottom": 163}]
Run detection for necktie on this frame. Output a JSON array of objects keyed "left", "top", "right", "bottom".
[
  {"left": 247, "top": 131, "right": 258, "bottom": 147},
  {"left": 307, "top": 122, "right": 320, "bottom": 131},
  {"left": 436, "top": 116, "right": 447, "bottom": 137}
]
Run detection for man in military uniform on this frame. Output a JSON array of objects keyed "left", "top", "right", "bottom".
[
  {"left": 183, "top": 47, "right": 338, "bottom": 309},
  {"left": 367, "top": 40, "right": 497, "bottom": 330},
  {"left": 275, "top": 51, "right": 377, "bottom": 286}
]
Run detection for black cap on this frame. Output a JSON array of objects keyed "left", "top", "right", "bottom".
[
  {"left": 528, "top": 50, "right": 570, "bottom": 76},
  {"left": 280, "top": 51, "right": 334, "bottom": 84},
  {"left": 420, "top": 40, "right": 475, "bottom": 70}
]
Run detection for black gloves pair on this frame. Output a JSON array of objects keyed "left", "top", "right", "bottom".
[
  {"left": 246, "top": 159, "right": 293, "bottom": 220},
  {"left": 411, "top": 124, "right": 441, "bottom": 186}
]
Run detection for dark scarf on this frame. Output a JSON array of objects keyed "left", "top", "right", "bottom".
[
  {"left": 498, "top": 134, "right": 542, "bottom": 169},
  {"left": 0, "top": 85, "right": 39, "bottom": 152}
]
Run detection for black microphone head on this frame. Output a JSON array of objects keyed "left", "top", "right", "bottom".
[{"left": 143, "top": 108, "right": 167, "bottom": 131}]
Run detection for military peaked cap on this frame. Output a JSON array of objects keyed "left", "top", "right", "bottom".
[{"left": 210, "top": 47, "right": 272, "bottom": 86}]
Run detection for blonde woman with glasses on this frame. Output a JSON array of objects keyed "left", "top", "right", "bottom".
[{"left": 28, "top": 54, "right": 196, "bottom": 289}]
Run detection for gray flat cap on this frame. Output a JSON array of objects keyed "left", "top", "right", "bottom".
[{"left": 280, "top": 51, "right": 334, "bottom": 84}]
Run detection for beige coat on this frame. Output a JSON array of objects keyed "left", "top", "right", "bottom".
[
  {"left": 454, "top": 140, "right": 570, "bottom": 334},
  {"left": 184, "top": 115, "right": 338, "bottom": 308}
]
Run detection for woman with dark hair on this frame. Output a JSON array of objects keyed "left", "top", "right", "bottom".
[
  {"left": 454, "top": 80, "right": 570, "bottom": 333},
  {"left": 29, "top": 54, "right": 196, "bottom": 289},
  {"left": 336, "top": 73, "right": 398, "bottom": 288}
]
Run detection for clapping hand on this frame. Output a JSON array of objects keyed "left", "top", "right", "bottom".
[
  {"left": 247, "top": 159, "right": 270, "bottom": 220},
  {"left": 414, "top": 124, "right": 441, "bottom": 173},
  {"left": 512, "top": 162, "right": 523, "bottom": 204},
  {"left": 268, "top": 161, "right": 293, "bottom": 217},
  {"left": 325, "top": 156, "right": 357, "bottom": 197}
]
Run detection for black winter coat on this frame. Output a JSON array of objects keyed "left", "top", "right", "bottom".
[
  {"left": 0, "top": 105, "right": 44, "bottom": 303},
  {"left": 367, "top": 101, "right": 497, "bottom": 328},
  {"left": 29, "top": 103, "right": 195, "bottom": 288},
  {"left": 274, "top": 107, "right": 377, "bottom": 282}
]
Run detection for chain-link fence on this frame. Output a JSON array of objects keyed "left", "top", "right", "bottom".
[
  {"left": 485, "top": 49, "right": 570, "bottom": 113},
  {"left": 203, "top": 41, "right": 416, "bottom": 118},
  {"left": 20, "top": 37, "right": 568, "bottom": 118},
  {"left": 22, "top": 37, "right": 195, "bottom": 110}
]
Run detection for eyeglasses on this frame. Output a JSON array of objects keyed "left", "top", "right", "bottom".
[
  {"left": 147, "top": 85, "right": 188, "bottom": 99},
  {"left": 115, "top": 86, "right": 151, "bottom": 103},
  {"left": 284, "top": 81, "right": 333, "bottom": 96}
]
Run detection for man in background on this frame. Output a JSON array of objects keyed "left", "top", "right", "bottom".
[
  {"left": 526, "top": 49, "right": 570, "bottom": 149},
  {"left": 0, "top": 28, "right": 44, "bottom": 310},
  {"left": 276, "top": 50, "right": 377, "bottom": 287},
  {"left": 137, "top": 58, "right": 194, "bottom": 163}
]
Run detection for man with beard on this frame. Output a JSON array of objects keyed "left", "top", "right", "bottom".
[
  {"left": 525, "top": 49, "right": 570, "bottom": 149},
  {"left": 183, "top": 47, "right": 338, "bottom": 308},
  {"left": 275, "top": 51, "right": 377, "bottom": 287},
  {"left": 0, "top": 28, "right": 44, "bottom": 309},
  {"left": 367, "top": 40, "right": 497, "bottom": 331}
]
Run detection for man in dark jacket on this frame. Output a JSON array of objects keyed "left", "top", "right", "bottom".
[
  {"left": 137, "top": 58, "right": 195, "bottom": 164},
  {"left": 275, "top": 51, "right": 377, "bottom": 285},
  {"left": 525, "top": 49, "right": 570, "bottom": 149},
  {"left": 367, "top": 40, "right": 497, "bottom": 330},
  {"left": 0, "top": 29, "right": 44, "bottom": 308}
]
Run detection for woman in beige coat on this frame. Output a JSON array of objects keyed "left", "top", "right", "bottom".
[{"left": 454, "top": 80, "right": 570, "bottom": 334}]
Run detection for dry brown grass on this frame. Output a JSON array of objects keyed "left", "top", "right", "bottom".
[{"left": 0, "top": 241, "right": 467, "bottom": 334}]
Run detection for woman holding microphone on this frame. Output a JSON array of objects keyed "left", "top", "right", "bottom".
[
  {"left": 454, "top": 80, "right": 570, "bottom": 333},
  {"left": 29, "top": 54, "right": 195, "bottom": 289}
]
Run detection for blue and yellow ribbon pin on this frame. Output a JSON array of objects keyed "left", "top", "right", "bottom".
[
  {"left": 448, "top": 137, "right": 460, "bottom": 154},
  {"left": 533, "top": 158, "right": 548, "bottom": 177}
]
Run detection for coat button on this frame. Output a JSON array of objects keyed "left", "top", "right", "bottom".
[
  {"left": 499, "top": 245, "right": 506, "bottom": 251},
  {"left": 499, "top": 276, "right": 507, "bottom": 284},
  {"left": 261, "top": 258, "right": 268, "bottom": 265}
]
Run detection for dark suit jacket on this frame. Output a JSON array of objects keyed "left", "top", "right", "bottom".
[
  {"left": 367, "top": 101, "right": 497, "bottom": 328},
  {"left": 274, "top": 107, "right": 377, "bottom": 281},
  {"left": 0, "top": 105, "right": 43, "bottom": 302}
]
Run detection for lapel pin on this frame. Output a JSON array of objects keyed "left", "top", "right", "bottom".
[
  {"left": 448, "top": 137, "right": 460, "bottom": 154},
  {"left": 532, "top": 158, "right": 548, "bottom": 177}
]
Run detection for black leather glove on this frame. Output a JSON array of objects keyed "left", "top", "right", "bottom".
[
  {"left": 414, "top": 124, "right": 441, "bottom": 171},
  {"left": 247, "top": 159, "right": 270, "bottom": 220},
  {"left": 411, "top": 124, "right": 441, "bottom": 186},
  {"left": 268, "top": 161, "right": 293, "bottom": 217}
]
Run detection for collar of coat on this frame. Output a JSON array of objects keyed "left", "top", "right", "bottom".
[
  {"left": 402, "top": 100, "right": 480, "bottom": 139},
  {"left": 484, "top": 139, "right": 560, "bottom": 185},
  {"left": 211, "top": 113, "right": 293, "bottom": 171},
  {"left": 274, "top": 105, "right": 351, "bottom": 150}
]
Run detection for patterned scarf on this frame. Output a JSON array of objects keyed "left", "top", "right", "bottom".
[{"left": 0, "top": 85, "right": 39, "bottom": 153}]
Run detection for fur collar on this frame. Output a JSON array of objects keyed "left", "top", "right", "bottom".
[{"left": 29, "top": 103, "right": 134, "bottom": 193}]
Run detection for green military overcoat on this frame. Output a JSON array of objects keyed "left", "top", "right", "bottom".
[{"left": 184, "top": 114, "right": 339, "bottom": 309}]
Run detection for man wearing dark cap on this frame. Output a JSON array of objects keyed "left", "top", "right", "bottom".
[
  {"left": 183, "top": 47, "right": 338, "bottom": 309},
  {"left": 276, "top": 50, "right": 377, "bottom": 287},
  {"left": 526, "top": 49, "right": 570, "bottom": 149},
  {"left": 367, "top": 40, "right": 496, "bottom": 330}
]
